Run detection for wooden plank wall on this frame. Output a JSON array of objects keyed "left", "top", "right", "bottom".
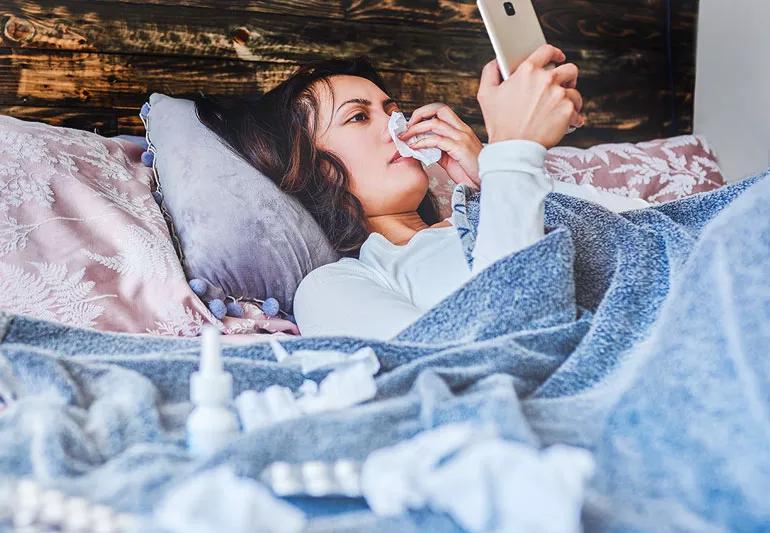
[{"left": 0, "top": 0, "right": 698, "bottom": 147}]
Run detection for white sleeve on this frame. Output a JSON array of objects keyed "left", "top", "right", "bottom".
[
  {"left": 471, "top": 139, "right": 651, "bottom": 276},
  {"left": 293, "top": 260, "right": 424, "bottom": 341}
]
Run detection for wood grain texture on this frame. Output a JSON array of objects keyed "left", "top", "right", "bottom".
[
  {"left": 1, "top": 1, "right": 694, "bottom": 72},
  {"left": 1, "top": 1, "right": 495, "bottom": 73},
  {"left": 344, "top": 0, "right": 695, "bottom": 41},
  {"left": 0, "top": 105, "right": 119, "bottom": 134},
  {"left": 87, "top": 0, "right": 347, "bottom": 20},
  {"left": 0, "top": 0, "right": 698, "bottom": 146}
]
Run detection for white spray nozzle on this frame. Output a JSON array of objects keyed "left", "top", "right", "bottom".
[
  {"left": 187, "top": 324, "right": 238, "bottom": 457},
  {"left": 200, "top": 325, "right": 223, "bottom": 374},
  {"left": 190, "top": 325, "right": 232, "bottom": 407}
]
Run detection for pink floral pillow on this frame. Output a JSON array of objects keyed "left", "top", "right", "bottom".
[
  {"left": 428, "top": 134, "right": 726, "bottom": 219},
  {"left": 0, "top": 115, "right": 296, "bottom": 337}
]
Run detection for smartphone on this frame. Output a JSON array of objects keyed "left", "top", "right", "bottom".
[{"left": 477, "top": 0, "right": 553, "bottom": 80}]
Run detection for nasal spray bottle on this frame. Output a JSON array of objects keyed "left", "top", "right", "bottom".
[{"left": 186, "top": 325, "right": 239, "bottom": 457}]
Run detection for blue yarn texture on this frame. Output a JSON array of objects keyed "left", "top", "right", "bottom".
[{"left": 0, "top": 168, "right": 769, "bottom": 531}]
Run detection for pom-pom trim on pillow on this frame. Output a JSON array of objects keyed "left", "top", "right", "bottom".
[
  {"left": 139, "top": 101, "right": 187, "bottom": 267},
  {"left": 139, "top": 99, "right": 296, "bottom": 323}
]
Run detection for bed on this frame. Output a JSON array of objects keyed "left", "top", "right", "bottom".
[
  {"left": 6, "top": 1, "right": 770, "bottom": 532},
  {"left": 2, "top": 169, "right": 770, "bottom": 531}
]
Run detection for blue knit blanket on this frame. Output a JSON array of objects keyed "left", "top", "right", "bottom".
[{"left": 1, "top": 168, "right": 768, "bottom": 531}]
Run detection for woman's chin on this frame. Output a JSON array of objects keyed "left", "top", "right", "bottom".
[{"left": 390, "top": 158, "right": 427, "bottom": 178}]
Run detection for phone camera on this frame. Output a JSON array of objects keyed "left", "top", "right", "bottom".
[{"left": 503, "top": 2, "right": 516, "bottom": 16}]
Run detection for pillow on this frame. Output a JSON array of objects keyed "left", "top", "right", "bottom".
[
  {"left": 112, "top": 134, "right": 148, "bottom": 150},
  {"left": 143, "top": 93, "right": 340, "bottom": 316},
  {"left": 427, "top": 134, "right": 726, "bottom": 219},
  {"left": 0, "top": 114, "right": 296, "bottom": 337}
]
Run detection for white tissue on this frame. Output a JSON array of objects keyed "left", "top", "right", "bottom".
[
  {"left": 360, "top": 422, "right": 595, "bottom": 533},
  {"left": 269, "top": 338, "right": 291, "bottom": 362},
  {"left": 295, "top": 360, "right": 377, "bottom": 414},
  {"left": 361, "top": 423, "right": 490, "bottom": 516},
  {"left": 388, "top": 112, "right": 442, "bottom": 166},
  {"left": 235, "top": 354, "right": 379, "bottom": 432},
  {"left": 235, "top": 386, "right": 303, "bottom": 432},
  {"left": 277, "top": 346, "right": 380, "bottom": 375},
  {"left": 154, "top": 465, "right": 305, "bottom": 533}
]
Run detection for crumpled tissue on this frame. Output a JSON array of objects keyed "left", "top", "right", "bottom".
[
  {"left": 235, "top": 346, "right": 380, "bottom": 431},
  {"left": 388, "top": 111, "right": 442, "bottom": 166},
  {"left": 360, "top": 422, "right": 595, "bottom": 533},
  {"left": 270, "top": 341, "right": 380, "bottom": 375},
  {"left": 154, "top": 465, "right": 306, "bottom": 533}
]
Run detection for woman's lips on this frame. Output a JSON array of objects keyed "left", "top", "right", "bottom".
[{"left": 389, "top": 150, "right": 410, "bottom": 164}]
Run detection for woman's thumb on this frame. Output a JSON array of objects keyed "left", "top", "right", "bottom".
[{"left": 478, "top": 59, "right": 502, "bottom": 92}]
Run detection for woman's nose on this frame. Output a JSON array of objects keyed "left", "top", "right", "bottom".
[{"left": 381, "top": 113, "right": 394, "bottom": 143}]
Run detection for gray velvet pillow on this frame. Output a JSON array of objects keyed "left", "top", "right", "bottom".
[{"left": 143, "top": 92, "right": 340, "bottom": 315}]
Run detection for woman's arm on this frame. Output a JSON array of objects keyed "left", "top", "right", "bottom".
[
  {"left": 471, "top": 139, "right": 650, "bottom": 276},
  {"left": 471, "top": 139, "right": 553, "bottom": 275},
  {"left": 468, "top": 44, "right": 583, "bottom": 275},
  {"left": 293, "top": 260, "right": 424, "bottom": 341}
]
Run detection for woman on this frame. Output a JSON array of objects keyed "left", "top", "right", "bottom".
[{"left": 196, "top": 44, "right": 649, "bottom": 340}]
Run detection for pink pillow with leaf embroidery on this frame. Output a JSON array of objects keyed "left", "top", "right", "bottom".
[
  {"left": 428, "top": 134, "right": 726, "bottom": 219},
  {"left": 0, "top": 115, "right": 295, "bottom": 337}
]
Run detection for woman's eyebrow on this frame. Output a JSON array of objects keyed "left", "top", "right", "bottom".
[{"left": 334, "top": 98, "right": 398, "bottom": 118}]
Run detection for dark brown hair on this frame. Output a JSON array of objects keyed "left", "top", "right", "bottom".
[{"left": 194, "top": 56, "right": 440, "bottom": 257}]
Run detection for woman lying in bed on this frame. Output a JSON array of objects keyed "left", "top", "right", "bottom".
[{"left": 197, "top": 44, "right": 649, "bottom": 340}]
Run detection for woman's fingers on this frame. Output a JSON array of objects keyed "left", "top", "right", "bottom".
[
  {"left": 476, "top": 43, "right": 582, "bottom": 147},
  {"left": 406, "top": 103, "right": 444, "bottom": 127},
  {"left": 527, "top": 44, "right": 566, "bottom": 70},
  {"left": 563, "top": 88, "right": 584, "bottom": 125},
  {"left": 563, "top": 87, "right": 583, "bottom": 113},
  {"left": 409, "top": 135, "right": 481, "bottom": 188},
  {"left": 549, "top": 62, "right": 582, "bottom": 124},
  {"left": 406, "top": 103, "right": 470, "bottom": 132},
  {"left": 552, "top": 62, "right": 579, "bottom": 89},
  {"left": 478, "top": 58, "right": 502, "bottom": 96},
  {"left": 408, "top": 134, "right": 458, "bottom": 152},
  {"left": 399, "top": 117, "right": 464, "bottom": 143}
]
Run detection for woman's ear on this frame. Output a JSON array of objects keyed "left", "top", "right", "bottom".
[
  {"left": 318, "top": 156, "right": 334, "bottom": 177},
  {"left": 318, "top": 151, "right": 351, "bottom": 188}
]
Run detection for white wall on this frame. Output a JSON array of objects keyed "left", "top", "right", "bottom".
[{"left": 694, "top": 0, "right": 770, "bottom": 182}]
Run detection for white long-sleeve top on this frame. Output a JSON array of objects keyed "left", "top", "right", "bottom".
[{"left": 293, "top": 140, "right": 650, "bottom": 340}]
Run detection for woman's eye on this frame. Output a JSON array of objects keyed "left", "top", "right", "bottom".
[{"left": 348, "top": 112, "right": 368, "bottom": 123}]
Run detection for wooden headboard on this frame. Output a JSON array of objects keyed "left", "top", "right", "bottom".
[{"left": 0, "top": 0, "right": 697, "bottom": 148}]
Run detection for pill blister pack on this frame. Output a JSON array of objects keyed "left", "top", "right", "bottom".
[
  {"left": 260, "top": 459, "right": 363, "bottom": 498},
  {"left": 0, "top": 478, "right": 138, "bottom": 532}
]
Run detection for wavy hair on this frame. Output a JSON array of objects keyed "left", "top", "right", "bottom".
[{"left": 194, "top": 56, "right": 440, "bottom": 257}]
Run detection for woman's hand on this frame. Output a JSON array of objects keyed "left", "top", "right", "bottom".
[
  {"left": 397, "top": 103, "right": 483, "bottom": 189},
  {"left": 477, "top": 44, "right": 585, "bottom": 148}
]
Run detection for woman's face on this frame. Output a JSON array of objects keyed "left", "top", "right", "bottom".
[{"left": 312, "top": 75, "right": 429, "bottom": 218}]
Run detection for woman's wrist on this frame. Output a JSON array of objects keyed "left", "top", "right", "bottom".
[
  {"left": 487, "top": 129, "right": 545, "bottom": 147},
  {"left": 481, "top": 138, "right": 547, "bottom": 153},
  {"left": 477, "top": 139, "right": 548, "bottom": 182}
]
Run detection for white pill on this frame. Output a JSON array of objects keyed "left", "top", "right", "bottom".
[
  {"left": 91, "top": 504, "right": 117, "bottom": 533},
  {"left": 302, "top": 461, "right": 332, "bottom": 496},
  {"left": 64, "top": 497, "right": 92, "bottom": 531},
  {"left": 39, "top": 489, "right": 66, "bottom": 525}
]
